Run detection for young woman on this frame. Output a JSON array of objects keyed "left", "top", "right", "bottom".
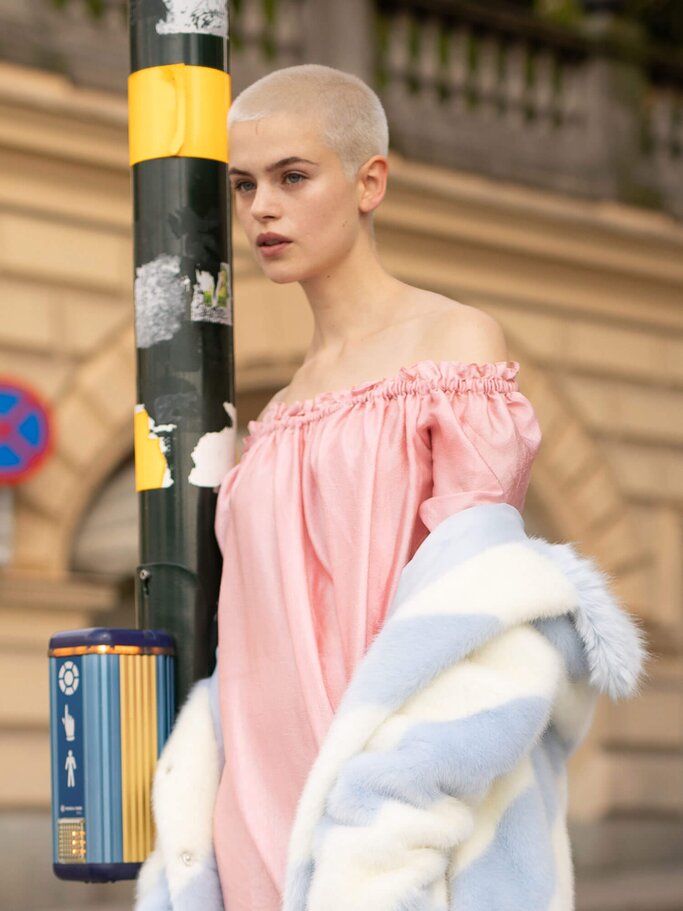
[{"left": 136, "top": 64, "right": 645, "bottom": 911}]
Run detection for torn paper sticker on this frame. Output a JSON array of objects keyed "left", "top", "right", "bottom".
[
  {"left": 191, "top": 262, "right": 232, "bottom": 326},
  {"left": 134, "top": 405, "right": 176, "bottom": 491},
  {"left": 155, "top": 1, "right": 228, "bottom": 39},
  {"left": 135, "top": 253, "right": 191, "bottom": 348},
  {"left": 188, "top": 402, "right": 237, "bottom": 487}
]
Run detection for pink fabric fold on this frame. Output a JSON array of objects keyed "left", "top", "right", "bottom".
[{"left": 213, "top": 360, "right": 542, "bottom": 911}]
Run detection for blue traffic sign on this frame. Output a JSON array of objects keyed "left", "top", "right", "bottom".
[{"left": 0, "top": 379, "right": 53, "bottom": 484}]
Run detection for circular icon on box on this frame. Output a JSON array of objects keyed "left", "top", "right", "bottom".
[{"left": 58, "top": 661, "right": 79, "bottom": 696}]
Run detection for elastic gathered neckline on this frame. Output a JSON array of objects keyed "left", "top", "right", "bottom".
[{"left": 244, "top": 360, "right": 520, "bottom": 443}]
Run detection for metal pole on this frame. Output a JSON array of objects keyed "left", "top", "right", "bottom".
[{"left": 128, "top": 0, "right": 234, "bottom": 707}]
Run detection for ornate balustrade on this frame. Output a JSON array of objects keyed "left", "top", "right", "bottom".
[
  {"left": 0, "top": 0, "right": 681, "bottom": 218},
  {"left": 226, "top": 0, "right": 683, "bottom": 218}
]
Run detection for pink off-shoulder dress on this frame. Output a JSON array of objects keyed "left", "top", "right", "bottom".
[{"left": 213, "top": 359, "right": 542, "bottom": 911}]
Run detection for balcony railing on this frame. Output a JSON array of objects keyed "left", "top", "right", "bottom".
[
  {"left": 226, "top": 0, "right": 683, "bottom": 218},
  {"left": 1, "top": 0, "right": 681, "bottom": 219}
]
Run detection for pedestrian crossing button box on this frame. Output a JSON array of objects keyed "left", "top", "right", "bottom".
[{"left": 48, "top": 628, "right": 175, "bottom": 882}]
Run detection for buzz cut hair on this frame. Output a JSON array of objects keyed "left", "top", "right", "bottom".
[{"left": 227, "top": 63, "right": 389, "bottom": 181}]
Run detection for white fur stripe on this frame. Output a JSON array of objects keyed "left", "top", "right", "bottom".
[
  {"left": 308, "top": 797, "right": 472, "bottom": 911},
  {"left": 287, "top": 705, "right": 386, "bottom": 866},
  {"left": 397, "top": 542, "right": 576, "bottom": 624},
  {"left": 152, "top": 680, "right": 220, "bottom": 898}
]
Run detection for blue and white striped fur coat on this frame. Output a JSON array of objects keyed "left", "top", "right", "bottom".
[{"left": 136, "top": 502, "right": 647, "bottom": 911}]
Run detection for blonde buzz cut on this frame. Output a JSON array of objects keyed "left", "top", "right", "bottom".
[{"left": 227, "top": 63, "right": 389, "bottom": 182}]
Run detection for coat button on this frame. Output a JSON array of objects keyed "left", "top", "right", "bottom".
[{"left": 181, "top": 851, "right": 194, "bottom": 866}]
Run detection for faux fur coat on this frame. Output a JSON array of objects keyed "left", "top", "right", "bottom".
[{"left": 135, "top": 502, "right": 647, "bottom": 911}]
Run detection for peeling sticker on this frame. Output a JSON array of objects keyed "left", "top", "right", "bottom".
[
  {"left": 134, "top": 405, "right": 176, "bottom": 491},
  {"left": 191, "top": 262, "right": 232, "bottom": 326},
  {"left": 188, "top": 402, "right": 237, "bottom": 488},
  {"left": 155, "top": 1, "right": 228, "bottom": 39},
  {"left": 135, "top": 254, "right": 191, "bottom": 348}
]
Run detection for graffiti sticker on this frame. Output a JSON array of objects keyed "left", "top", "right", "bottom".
[{"left": 190, "top": 262, "right": 232, "bottom": 326}]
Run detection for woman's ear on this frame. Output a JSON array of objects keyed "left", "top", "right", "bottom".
[{"left": 357, "top": 155, "right": 388, "bottom": 216}]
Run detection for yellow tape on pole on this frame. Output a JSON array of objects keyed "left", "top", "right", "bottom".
[{"left": 128, "top": 64, "right": 231, "bottom": 165}]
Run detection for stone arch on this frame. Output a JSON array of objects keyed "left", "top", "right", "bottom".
[
  {"left": 514, "top": 350, "right": 650, "bottom": 616},
  {"left": 16, "top": 324, "right": 135, "bottom": 572}
]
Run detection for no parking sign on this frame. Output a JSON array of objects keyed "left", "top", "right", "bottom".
[{"left": 0, "top": 378, "right": 53, "bottom": 485}]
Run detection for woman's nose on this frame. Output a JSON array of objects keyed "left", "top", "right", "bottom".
[{"left": 250, "top": 183, "right": 281, "bottom": 220}]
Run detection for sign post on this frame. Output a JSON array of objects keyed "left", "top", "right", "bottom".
[
  {"left": 128, "top": 0, "right": 234, "bottom": 707},
  {"left": 46, "top": 0, "right": 234, "bottom": 882}
]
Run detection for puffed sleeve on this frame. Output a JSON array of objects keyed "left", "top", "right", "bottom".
[{"left": 416, "top": 361, "right": 542, "bottom": 533}]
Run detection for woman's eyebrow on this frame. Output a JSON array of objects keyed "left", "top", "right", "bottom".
[{"left": 228, "top": 157, "right": 318, "bottom": 177}]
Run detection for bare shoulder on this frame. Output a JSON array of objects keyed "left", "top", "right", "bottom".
[
  {"left": 419, "top": 298, "right": 509, "bottom": 364},
  {"left": 255, "top": 386, "right": 288, "bottom": 422}
]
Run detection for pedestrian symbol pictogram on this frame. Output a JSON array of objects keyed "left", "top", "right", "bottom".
[
  {"left": 0, "top": 379, "right": 52, "bottom": 484},
  {"left": 65, "top": 750, "right": 77, "bottom": 788}
]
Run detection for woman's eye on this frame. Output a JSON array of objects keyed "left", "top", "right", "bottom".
[{"left": 231, "top": 173, "right": 306, "bottom": 194}]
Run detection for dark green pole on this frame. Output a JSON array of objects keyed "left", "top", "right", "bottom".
[{"left": 128, "top": 0, "right": 233, "bottom": 707}]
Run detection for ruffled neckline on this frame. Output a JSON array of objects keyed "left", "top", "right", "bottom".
[{"left": 245, "top": 360, "right": 519, "bottom": 441}]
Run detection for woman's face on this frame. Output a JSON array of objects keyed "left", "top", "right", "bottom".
[{"left": 228, "top": 111, "right": 361, "bottom": 284}]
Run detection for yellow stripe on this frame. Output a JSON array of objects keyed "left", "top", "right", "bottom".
[
  {"left": 120, "top": 655, "right": 163, "bottom": 861},
  {"left": 48, "top": 644, "right": 174, "bottom": 658},
  {"left": 140, "top": 656, "right": 149, "bottom": 857},
  {"left": 120, "top": 655, "right": 133, "bottom": 861},
  {"left": 128, "top": 64, "right": 231, "bottom": 165}
]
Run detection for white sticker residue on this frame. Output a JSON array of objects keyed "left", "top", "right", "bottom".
[
  {"left": 190, "top": 262, "right": 232, "bottom": 326},
  {"left": 155, "top": 1, "right": 228, "bottom": 38},
  {"left": 134, "top": 254, "right": 191, "bottom": 348},
  {"left": 188, "top": 402, "right": 237, "bottom": 488}
]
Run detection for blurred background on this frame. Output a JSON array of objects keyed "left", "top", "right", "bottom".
[{"left": 0, "top": 0, "right": 681, "bottom": 908}]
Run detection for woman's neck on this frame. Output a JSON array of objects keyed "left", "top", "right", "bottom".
[{"left": 298, "top": 234, "right": 414, "bottom": 360}]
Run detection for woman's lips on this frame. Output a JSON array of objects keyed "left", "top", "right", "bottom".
[{"left": 258, "top": 241, "right": 292, "bottom": 258}]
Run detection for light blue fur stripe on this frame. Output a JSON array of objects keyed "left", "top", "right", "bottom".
[
  {"left": 532, "top": 615, "right": 590, "bottom": 681},
  {"left": 324, "top": 697, "right": 553, "bottom": 826},
  {"left": 526, "top": 536, "right": 647, "bottom": 699},
  {"left": 449, "top": 783, "right": 557, "bottom": 911},
  {"left": 300, "top": 697, "right": 554, "bottom": 904},
  {"left": 388, "top": 504, "right": 527, "bottom": 614},
  {"left": 173, "top": 856, "right": 224, "bottom": 911},
  {"left": 336, "top": 614, "right": 502, "bottom": 713},
  {"left": 530, "top": 732, "right": 567, "bottom": 825}
]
